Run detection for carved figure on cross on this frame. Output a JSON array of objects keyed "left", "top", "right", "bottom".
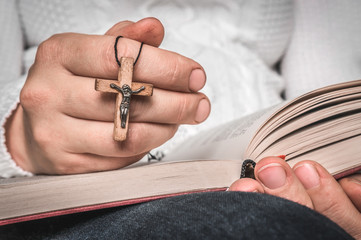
[
  {"left": 109, "top": 83, "right": 145, "bottom": 128},
  {"left": 94, "top": 57, "right": 153, "bottom": 141}
]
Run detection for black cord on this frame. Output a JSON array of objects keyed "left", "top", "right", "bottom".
[
  {"left": 134, "top": 42, "right": 144, "bottom": 66},
  {"left": 240, "top": 159, "right": 256, "bottom": 179},
  {"left": 114, "top": 36, "right": 144, "bottom": 67},
  {"left": 114, "top": 36, "right": 123, "bottom": 67}
]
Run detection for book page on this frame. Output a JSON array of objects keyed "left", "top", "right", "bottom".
[{"left": 163, "top": 106, "right": 279, "bottom": 162}]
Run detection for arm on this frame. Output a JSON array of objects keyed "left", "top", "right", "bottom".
[{"left": 132, "top": 86, "right": 146, "bottom": 94}]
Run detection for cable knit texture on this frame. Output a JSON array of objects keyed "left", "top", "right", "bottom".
[
  {"left": 2, "top": 0, "right": 295, "bottom": 177},
  {"left": 282, "top": 0, "right": 361, "bottom": 98}
]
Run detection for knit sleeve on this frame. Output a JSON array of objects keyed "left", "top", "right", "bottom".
[
  {"left": 0, "top": 0, "right": 33, "bottom": 178},
  {"left": 0, "top": 79, "right": 33, "bottom": 178}
]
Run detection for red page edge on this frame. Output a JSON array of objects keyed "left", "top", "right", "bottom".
[{"left": 0, "top": 187, "right": 227, "bottom": 226}]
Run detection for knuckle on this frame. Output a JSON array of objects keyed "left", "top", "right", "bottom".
[
  {"left": 122, "top": 125, "right": 149, "bottom": 155},
  {"left": 35, "top": 34, "right": 64, "bottom": 64},
  {"left": 31, "top": 126, "right": 53, "bottom": 151},
  {"left": 315, "top": 184, "right": 346, "bottom": 217},
  {"left": 52, "top": 162, "right": 74, "bottom": 175},
  {"left": 103, "top": 40, "right": 117, "bottom": 73},
  {"left": 175, "top": 96, "right": 190, "bottom": 122},
  {"left": 20, "top": 85, "right": 52, "bottom": 110},
  {"left": 51, "top": 154, "right": 89, "bottom": 175},
  {"left": 168, "top": 54, "right": 182, "bottom": 87},
  {"left": 122, "top": 134, "right": 142, "bottom": 156},
  {"left": 41, "top": 153, "right": 80, "bottom": 175},
  {"left": 167, "top": 54, "right": 193, "bottom": 90},
  {"left": 319, "top": 197, "right": 345, "bottom": 220},
  {"left": 121, "top": 124, "right": 179, "bottom": 156}
]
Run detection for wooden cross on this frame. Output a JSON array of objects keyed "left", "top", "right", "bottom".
[{"left": 95, "top": 57, "right": 153, "bottom": 141}]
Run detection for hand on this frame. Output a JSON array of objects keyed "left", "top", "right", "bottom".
[
  {"left": 5, "top": 18, "right": 210, "bottom": 175},
  {"left": 229, "top": 157, "right": 361, "bottom": 239}
]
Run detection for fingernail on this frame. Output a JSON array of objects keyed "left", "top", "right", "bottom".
[
  {"left": 257, "top": 163, "right": 287, "bottom": 189},
  {"left": 294, "top": 163, "right": 320, "bottom": 189},
  {"left": 189, "top": 69, "right": 206, "bottom": 92},
  {"left": 195, "top": 98, "right": 210, "bottom": 123}
]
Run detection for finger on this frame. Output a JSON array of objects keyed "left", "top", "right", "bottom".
[
  {"left": 59, "top": 115, "right": 178, "bottom": 157},
  {"left": 47, "top": 152, "right": 146, "bottom": 175},
  {"left": 254, "top": 156, "right": 313, "bottom": 208},
  {"left": 339, "top": 174, "right": 361, "bottom": 211},
  {"left": 59, "top": 76, "right": 210, "bottom": 124},
  {"left": 294, "top": 161, "right": 361, "bottom": 239},
  {"left": 229, "top": 178, "right": 265, "bottom": 193},
  {"left": 105, "top": 17, "right": 164, "bottom": 47},
  {"left": 20, "top": 109, "right": 150, "bottom": 175},
  {"left": 36, "top": 33, "right": 206, "bottom": 92}
]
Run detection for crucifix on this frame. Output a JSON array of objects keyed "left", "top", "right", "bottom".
[{"left": 95, "top": 57, "right": 153, "bottom": 141}]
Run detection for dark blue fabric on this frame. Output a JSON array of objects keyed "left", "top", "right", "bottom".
[{"left": 0, "top": 192, "right": 353, "bottom": 240}]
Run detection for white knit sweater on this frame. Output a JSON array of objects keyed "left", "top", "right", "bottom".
[{"left": 1, "top": 0, "right": 360, "bottom": 178}]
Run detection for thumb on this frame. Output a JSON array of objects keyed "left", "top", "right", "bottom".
[
  {"left": 293, "top": 161, "right": 361, "bottom": 239},
  {"left": 105, "top": 17, "right": 165, "bottom": 47},
  {"left": 229, "top": 178, "right": 265, "bottom": 193}
]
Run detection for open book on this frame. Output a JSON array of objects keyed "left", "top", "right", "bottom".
[{"left": 1, "top": 79, "right": 361, "bottom": 226}]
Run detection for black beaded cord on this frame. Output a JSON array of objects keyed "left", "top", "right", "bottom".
[
  {"left": 114, "top": 36, "right": 144, "bottom": 67},
  {"left": 240, "top": 159, "right": 256, "bottom": 179}
]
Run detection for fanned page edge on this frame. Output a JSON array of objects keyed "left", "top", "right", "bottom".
[{"left": 244, "top": 79, "right": 361, "bottom": 158}]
